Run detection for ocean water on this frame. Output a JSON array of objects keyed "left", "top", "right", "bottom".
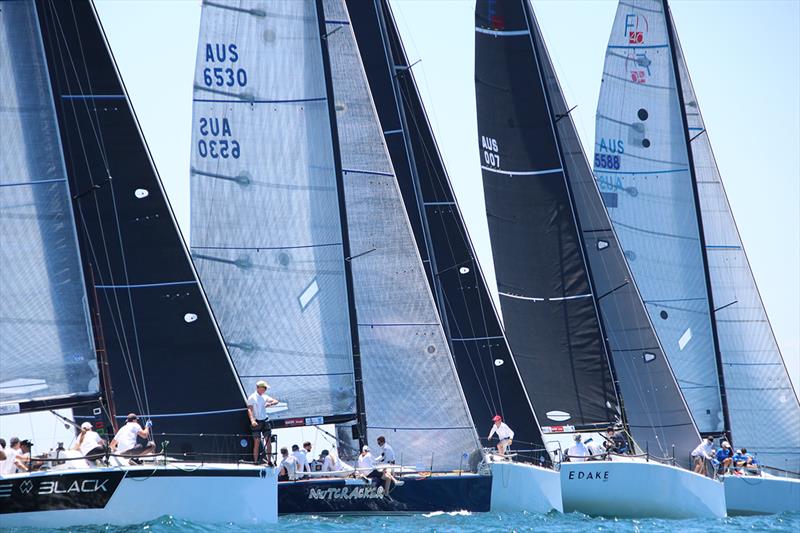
[{"left": 5, "top": 512, "right": 799, "bottom": 533}]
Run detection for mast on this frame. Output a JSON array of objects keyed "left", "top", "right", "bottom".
[
  {"left": 662, "top": 0, "right": 731, "bottom": 442},
  {"left": 314, "top": 0, "right": 367, "bottom": 448},
  {"left": 88, "top": 264, "right": 118, "bottom": 433}
]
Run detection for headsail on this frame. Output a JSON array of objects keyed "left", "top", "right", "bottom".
[
  {"left": 190, "top": 0, "right": 358, "bottom": 425},
  {"left": 347, "top": 0, "right": 547, "bottom": 460},
  {"left": 324, "top": 0, "right": 481, "bottom": 470},
  {"left": 36, "top": 0, "right": 247, "bottom": 457},
  {"left": 0, "top": 0, "right": 98, "bottom": 412},
  {"left": 594, "top": 0, "right": 726, "bottom": 435}
]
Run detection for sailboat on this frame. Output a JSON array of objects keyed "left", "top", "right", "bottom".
[
  {"left": 595, "top": 0, "right": 800, "bottom": 515},
  {"left": 345, "top": 0, "right": 561, "bottom": 513},
  {"left": 189, "top": 0, "right": 490, "bottom": 514},
  {"left": 0, "top": 0, "right": 276, "bottom": 527},
  {"left": 474, "top": 0, "right": 725, "bottom": 518}
]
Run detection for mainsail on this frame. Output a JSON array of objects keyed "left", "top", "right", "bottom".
[
  {"left": 594, "top": 0, "right": 725, "bottom": 435},
  {"left": 34, "top": 0, "right": 248, "bottom": 457},
  {"left": 323, "top": 0, "right": 481, "bottom": 469},
  {"left": 475, "top": 0, "right": 700, "bottom": 464},
  {"left": 190, "top": 0, "right": 358, "bottom": 425},
  {"left": 598, "top": 0, "right": 800, "bottom": 471},
  {"left": 347, "top": 0, "right": 547, "bottom": 459},
  {"left": 0, "top": 0, "right": 98, "bottom": 411}
]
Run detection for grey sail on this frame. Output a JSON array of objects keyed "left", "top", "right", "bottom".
[
  {"left": 323, "top": 0, "right": 481, "bottom": 469},
  {"left": 190, "top": 0, "right": 357, "bottom": 424},
  {"left": 594, "top": 0, "right": 725, "bottom": 434},
  {"left": 670, "top": 10, "right": 800, "bottom": 471},
  {"left": 0, "top": 0, "right": 98, "bottom": 410}
]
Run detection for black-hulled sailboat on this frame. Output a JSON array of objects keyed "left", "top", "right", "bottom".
[
  {"left": 0, "top": 0, "right": 276, "bottom": 527},
  {"left": 474, "top": 0, "right": 725, "bottom": 518},
  {"left": 595, "top": 0, "right": 800, "bottom": 515},
  {"left": 189, "top": 0, "right": 490, "bottom": 514},
  {"left": 346, "top": 0, "right": 560, "bottom": 513}
]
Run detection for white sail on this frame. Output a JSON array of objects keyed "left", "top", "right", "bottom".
[
  {"left": 671, "top": 17, "right": 800, "bottom": 472},
  {"left": 190, "top": 0, "right": 357, "bottom": 421},
  {"left": 323, "top": 0, "right": 481, "bottom": 469},
  {"left": 594, "top": 0, "right": 724, "bottom": 434},
  {"left": 0, "top": 0, "right": 98, "bottom": 408}
]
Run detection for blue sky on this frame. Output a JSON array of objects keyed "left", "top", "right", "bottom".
[{"left": 93, "top": 0, "right": 799, "bottom": 394}]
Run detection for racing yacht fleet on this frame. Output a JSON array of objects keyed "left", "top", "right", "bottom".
[{"left": 1, "top": 0, "right": 797, "bottom": 525}]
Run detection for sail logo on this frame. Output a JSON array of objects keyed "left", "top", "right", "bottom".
[
  {"left": 625, "top": 51, "right": 651, "bottom": 84},
  {"left": 480, "top": 135, "right": 501, "bottom": 169},
  {"left": 37, "top": 479, "right": 109, "bottom": 495},
  {"left": 624, "top": 14, "right": 648, "bottom": 44},
  {"left": 567, "top": 470, "right": 609, "bottom": 481},
  {"left": 308, "top": 486, "right": 385, "bottom": 500}
]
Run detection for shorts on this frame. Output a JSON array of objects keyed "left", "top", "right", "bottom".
[
  {"left": 252, "top": 419, "right": 272, "bottom": 439},
  {"left": 499, "top": 438, "right": 512, "bottom": 445}
]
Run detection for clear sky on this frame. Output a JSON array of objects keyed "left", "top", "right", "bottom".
[
  {"left": 92, "top": 0, "right": 799, "bottom": 391},
  {"left": 4, "top": 0, "right": 797, "bottom": 453}
]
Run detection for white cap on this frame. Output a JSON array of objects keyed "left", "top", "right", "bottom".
[
  {"left": 362, "top": 445, "right": 370, "bottom": 452},
  {"left": 80, "top": 422, "right": 92, "bottom": 430}
]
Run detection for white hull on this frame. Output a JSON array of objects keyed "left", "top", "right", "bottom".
[
  {"left": 723, "top": 473, "right": 800, "bottom": 515},
  {"left": 488, "top": 461, "right": 562, "bottom": 513},
  {"left": 560, "top": 459, "right": 726, "bottom": 518},
  {"left": 0, "top": 463, "right": 277, "bottom": 527}
]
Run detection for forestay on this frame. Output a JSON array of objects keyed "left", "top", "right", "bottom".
[
  {"left": 346, "top": 0, "right": 548, "bottom": 461},
  {"left": 475, "top": 0, "right": 619, "bottom": 433},
  {"left": 671, "top": 11, "right": 800, "bottom": 471},
  {"left": 0, "top": 0, "right": 98, "bottom": 410},
  {"left": 595, "top": 0, "right": 725, "bottom": 434},
  {"left": 323, "top": 0, "right": 481, "bottom": 470},
  {"left": 190, "top": 0, "right": 357, "bottom": 423},
  {"left": 529, "top": 4, "right": 699, "bottom": 464}
]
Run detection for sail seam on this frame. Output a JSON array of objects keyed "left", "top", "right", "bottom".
[
  {"left": 481, "top": 166, "right": 562, "bottom": 176},
  {"left": 475, "top": 27, "right": 530, "bottom": 37}
]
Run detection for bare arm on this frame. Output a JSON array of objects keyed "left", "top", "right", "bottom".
[{"left": 247, "top": 405, "right": 257, "bottom": 426}]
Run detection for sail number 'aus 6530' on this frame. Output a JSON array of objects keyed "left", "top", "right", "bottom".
[
  {"left": 481, "top": 135, "right": 500, "bottom": 168},
  {"left": 197, "top": 117, "right": 240, "bottom": 159},
  {"left": 203, "top": 43, "right": 248, "bottom": 88}
]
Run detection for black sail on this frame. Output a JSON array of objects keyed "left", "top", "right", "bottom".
[
  {"left": 347, "top": 0, "right": 547, "bottom": 459},
  {"left": 475, "top": 0, "right": 618, "bottom": 431},
  {"left": 35, "top": 0, "right": 248, "bottom": 459},
  {"left": 528, "top": 7, "right": 699, "bottom": 464}
]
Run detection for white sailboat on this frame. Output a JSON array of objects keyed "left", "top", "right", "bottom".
[
  {"left": 595, "top": 0, "right": 799, "bottom": 515},
  {"left": 0, "top": 0, "right": 276, "bottom": 526}
]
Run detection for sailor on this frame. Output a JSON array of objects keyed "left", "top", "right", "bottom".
[
  {"left": 278, "top": 447, "right": 298, "bottom": 481},
  {"left": 320, "top": 449, "right": 342, "bottom": 473},
  {"left": 291, "top": 444, "right": 310, "bottom": 478},
  {"left": 0, "top": 438, "right": 5, "bottom": 463},
  {"left": 376, "top": 436, "right": 396, "bottom": 464},
  {"left": 715, "top": 441, "right": 733, "bottom": 473},
  {"left": 691, "top": 435, "right": 715, "bottom": 475},
  {"left": 110, "top": 413, "right": 155, "bottom": 463},
  {"left": 735, "top": 448, "right": 758, "bottom": 471},
  {"left": 566, "top": 434, "right": 590, "bottom": 462},
  {"left": 603, "top": 427, "right": 628, "bottom": 454},
  {"left": 73, "top": 422, "right": 107, "bottom": 464},
  {"left": 1, "top": 437, "right": 21, "bottom": 475},
  {"left": 246, "top": 380, "right": 278, "bottom": 465},
  {"left": 303, "top": 441, "right": 319, "bottom": 471},
  {"left": 585, "top": 437, "right": 606, "bottom": 460},
  {"left": 357, "top": 445, "right": 374, "bottom": 471},
  {"left": 15, "top": 440, "right": 33, "bottom": 472},
  {"left": 487, "top": 415, "right": 514, "bottom": 456}
]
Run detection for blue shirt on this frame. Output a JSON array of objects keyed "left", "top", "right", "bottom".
[{"left": 716, "top": 448, "right": 732, "bottom": 462}]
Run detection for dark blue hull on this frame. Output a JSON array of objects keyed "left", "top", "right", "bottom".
[{"left": 278, "top": 473, "right": 491, "bottom": 514}]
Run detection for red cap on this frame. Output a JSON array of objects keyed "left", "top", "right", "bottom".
[{"left": 492, "top": 415, "right": 502, "bottom": 422}]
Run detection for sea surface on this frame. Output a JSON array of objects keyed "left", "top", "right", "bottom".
[{"left": 4, "top": 512, "right": 799, "bottom": 533}]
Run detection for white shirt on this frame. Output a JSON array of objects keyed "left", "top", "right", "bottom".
[
  {"left": 488, "top": 422, "right": 515, "bottom": 441},
  {"left": 322, "top": 455, "right": 340, "bottom": 472},
  {"left": 280, "top": 454, "right": 298, "bottom": 480},
  {"left": 292, "top": 450, "right": 310, "bottom": 473},
  {"left": 246, "top": 391, "right": 273, "bottom": 421},
  {"left": 378, "top": 443, "right": 396, "bottom": 463},
  {"left": 357, "top": 452, "right": 374, "bottom": 470},
  {"left": 691, "top": 441, "right": 714, "bottom": 458},
  {"left": 567, "top": 441, "right": 590, "bottom": 462},
  {"left": 0, "top": 447, "right": 18, "bottom": 475},
  {"left": 114, "top": 422, "right": 143, "bottom": 453},
  {"left": 76, "top": 431, "right": 104, "bottom": 456}
]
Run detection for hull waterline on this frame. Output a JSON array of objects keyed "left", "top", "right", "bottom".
[
  {"left": 488, "top": 461, "right": 562, "bottom": 513},
  {"left": 278, "top": 472, "right": 491, "bottom": 515},
  {"left": 723, "top": 473, "right": 800, "bottom": 515},
  {"left": 0, "top": 463, "right": 277, "bottom": 527},
  {"left": 560, "top": 460, "right": 726, "bottom": 518}
]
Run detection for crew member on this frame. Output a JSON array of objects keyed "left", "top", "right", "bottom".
[
  {"left": 376, "top": 436, "right": 396, "bottom": 464},
  {"left": 278, "top": 447, "right": 298, "bottom": 481},
  {"left": 247, "top": 380, "right": 278, "bottom": 465},
  {"left": 357, "top": 445, "right": 374, "bottom": 471},
  {"left": 73, "top": 422, "right": 107, "bottom": 464},
  {"left": 691, "top": 435, "right": 715, "bottom": 476},
  {"left": 715, "top": 441, "right": 733, "bottom": 473},
  {"left": 487, "top": 415, "right": 515, "bottom": 456},
  {"left": 110, "top": 413, "right": 155, "bottom": 463},
  {"left": 566, "top": 434, "right": 590, "bottom": 462},
  {"left": 291, "top": 444, "right": 310, "bottom": 478},
  {"left": 0, "top": 438, "right": 20, "bottom": 475}
]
